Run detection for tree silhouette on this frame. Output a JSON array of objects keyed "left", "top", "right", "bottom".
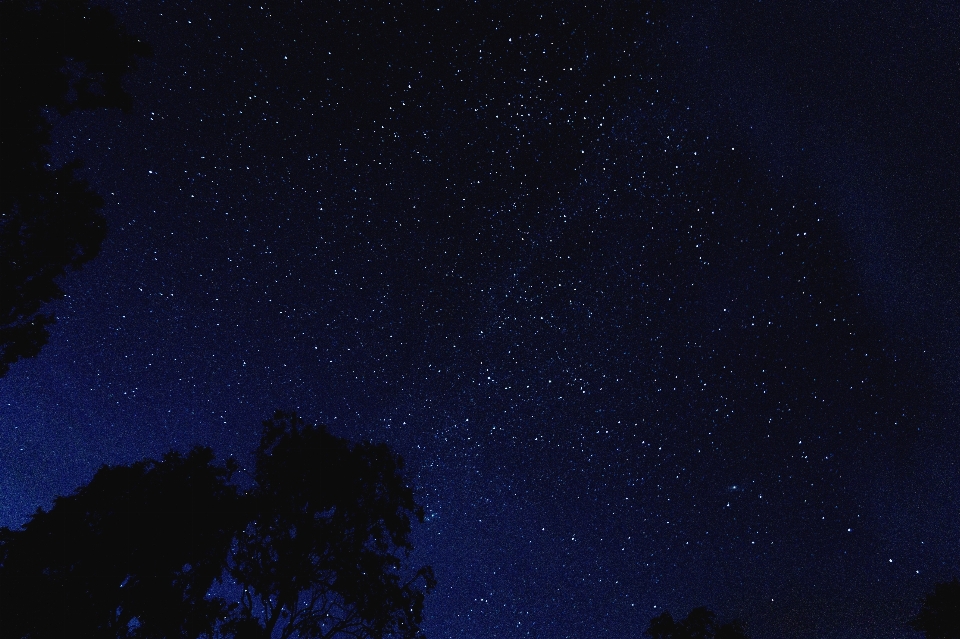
[
  {"left": 223, "top": 412, "right": 435, "bottom": 639},
  {"left": 647, "top": 607, "right": 749, "bottom": 639},
  {"left": 911, "top": 579, "right": 960, "bottom": 639},
  {"left": 0, "top": 0, "right": 149, "bottom": 377},
  {"left": 0, "top": 412, "right": 434, "bottom": 639},
  {"left": 0, "top": 447, "right": 240, "bottom": 639}
]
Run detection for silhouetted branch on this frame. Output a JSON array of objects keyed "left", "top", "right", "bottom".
[{"left": 0, "top": 412, "right": 433, "bottom": 639}]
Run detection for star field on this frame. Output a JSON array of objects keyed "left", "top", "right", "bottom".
[{"left": 1, "top": 2, "right": 958, "bottom": 638}]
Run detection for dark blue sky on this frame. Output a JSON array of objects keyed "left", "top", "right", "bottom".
[{"left": 2, "top": 2, "right": 958, "bottom": 638}]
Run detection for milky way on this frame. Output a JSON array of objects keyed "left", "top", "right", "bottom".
[{"left": 1, "top": 2, "right": 958, "bottom": 638}]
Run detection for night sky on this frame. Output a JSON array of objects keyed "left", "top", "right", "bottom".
[{"left": 2, "top": 2, "right": 959, "bottom": 638}]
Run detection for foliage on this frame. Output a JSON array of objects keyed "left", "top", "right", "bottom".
[
  {"left": 0, "top": 412, "right": 434, "bottom": 639},
  {"left": 224, "top": 412, "right": 436, "bottom": 639},
  {"left": 0, "top": 447, "right": 240, "bottom": 639},
  {"left": 646, "top": 607, "right": 749, "bottom": 639},
  {"left": 0, "top": 0, "right": 149, "bottom": 376},
  {"left": 911, "top": 579, "right": 960, "bottom": 639}
]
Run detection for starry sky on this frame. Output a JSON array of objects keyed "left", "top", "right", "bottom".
[{"left": 2, "top": 2, "right": 959, "bottom": 638}]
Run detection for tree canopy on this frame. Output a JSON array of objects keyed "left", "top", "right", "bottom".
[
  {"left": 225, "top": 413, "right": 435, "bottom": 639},
  {"left": 0, "top": 0, "right": 149, "bottom": 377},
  {"left": 911, "top": 579, "right": 960, "bottom": 639},
  {"left": 0, "top": 412, "right": 434, "bottom": 639},
  {"left": 0, "top": 447, "right": 240, "bottom": 638},
  {"left": 646, "top": 607, "right": 749, "bottom": 639}
]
